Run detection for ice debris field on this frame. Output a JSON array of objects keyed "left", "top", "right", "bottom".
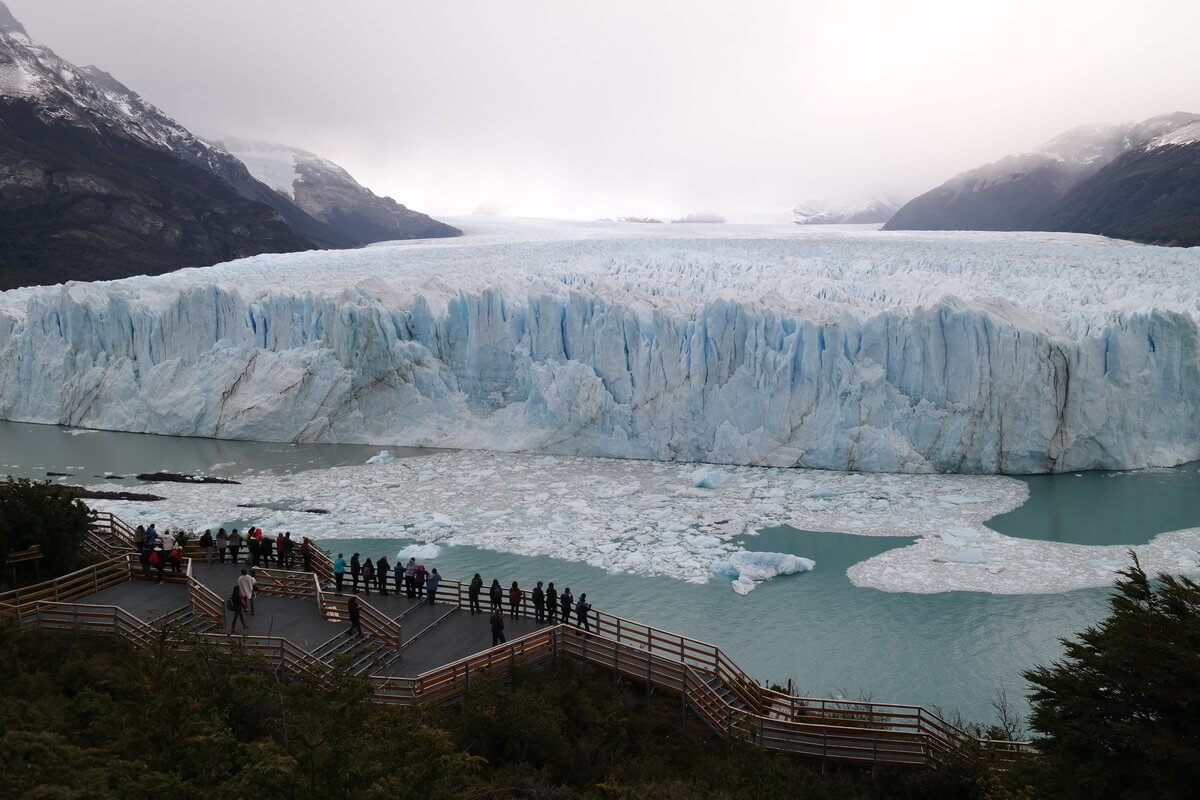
[
  {"left": 3, "top": 218, "right": 1200, "bottom": 475},
  {"left": 78, "top": 449, "right": 1200, "bottom": 595}
]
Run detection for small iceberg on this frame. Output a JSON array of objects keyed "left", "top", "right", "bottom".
[
  {"left": 397, "top": 543, "right": 442, "bottom": 561},
  {"left": 691, "top": 466, "right": 726, "bottom": 489},
  {"left": 713, "top": 551, "right": 815, "bottom": 595},
  {"left": 366, "top": 449, "right": 394, "bottom": 465}
]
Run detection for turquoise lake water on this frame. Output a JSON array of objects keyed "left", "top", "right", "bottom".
[{"left": 5, "top": 419, "right": 1198, "bottom": 724}]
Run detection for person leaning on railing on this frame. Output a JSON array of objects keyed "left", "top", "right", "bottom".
[{"left": 200, "top": 529, "right": 214, "bottom": 564}]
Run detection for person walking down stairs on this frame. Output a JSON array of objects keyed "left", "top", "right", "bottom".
[{"left": 347, "top": 596, "right": 363, "bottom": 637}]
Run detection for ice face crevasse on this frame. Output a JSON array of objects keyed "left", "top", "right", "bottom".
[{"left": 1, "top": 225, "right": 1199, "bottom": 475}]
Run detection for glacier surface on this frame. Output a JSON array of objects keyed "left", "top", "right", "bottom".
[{"left": 3, "top": 217, "right": 1200, "bottom": 474}]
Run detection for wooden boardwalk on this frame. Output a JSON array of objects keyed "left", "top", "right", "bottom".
[{"left": 0, "top": 512, "right": 1030, "bottom": 768}]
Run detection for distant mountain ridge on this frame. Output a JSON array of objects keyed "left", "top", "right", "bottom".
[
  {"left": 0, "top": 1, "right": 456, "bottom": 290},
  {"left": 217, "top": 137, "right": 458, "bottom": 242},
  {"left": 886, "top": 113, "right": 1200, "bottom": 245},
  {"left": 793, "top": 196, "right": 901, "bottom": 225}
]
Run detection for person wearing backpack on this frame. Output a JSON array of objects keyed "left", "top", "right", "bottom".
[
  {"left": 228, "top": 585, "right": 248, "bottom": 633},
  {"left": 414, "top": 564, "right": 427, "bottom": 600},
  {"left": 238, "top": 568, "right": 257, "bottom": 616},
  {"left": 532, "top": 581, "right": 545, "bottom": 623},
  {"left": 545, "top": 583, "right": 558, "bottom": 623},
  {"left": 361, "top": 559, "right": 375, "bottom": 595},
  {"left": 426, "top": 568, "right": 441, "bottom": 605},
  {"left": 560, "top": 588, "right": 574, "bottom": 625},
  {"left": 468, "top": 574, "right": 483, "bottom": 616},
  {"left": 489, "top": 579, "right": 503, "bottom": 612},
  {"left": 575, "top": 593, "right": 592, "bottom": 631},
  {"left": 199, "top": 529, "right": 214, "bottom": 564},
  {"left": 333, "top": 553, "right": 346, "bottom": 595}
]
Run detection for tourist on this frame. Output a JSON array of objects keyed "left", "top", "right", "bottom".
[
  {"left": 490, "top": 608, "right": 506, "bottom": 646},
  {"left": 228, "top": 585, "right": 248, "bottom": 633},
  {"left": 532, "top": 581, "right": 545, "bottom": 623},
  {"left": 333, "top": 553, "right": 346, "bottom": 594},
  {"left": 489, "top": 578, "right": 503, "bottom": 612},
  {"left": 248, "top": 533, "right": 260, "bottom": 567},
  {"left": 138, "top": 542, "right": 151, "bottom": 579},
  {"left": 215, "top": 529, "right": 228, "bottom": 564},
  {"left": 403, "top": 558, "right": 417, "bottom": 598},
  {"left": 575, "top": 593, "right": 591, "bottom": 631},
  {"left": 238, "top": 568, "right": 257, "bottom": 616},
  {"left": 301, "top": 537, "right": 313, "bottom": 573},
  {"left": 284, "top": 532, "right": 295, "bottom": 568},
  {"left": 151, "top": 545, "right": 165, "bottom": 583},
  {"left": 160, "top": 528, "right": 176, "bottom": 556},
  {"left": 376, "top": 556, "right": 390, "bottom": 595},
  {"left": 414, "top": 563, "right": 428, "bottom": 600},
  {"left": 350, "top": 553, "right": 361, "bottom": 593},
  {"left": 347, "top": 596, "right": 363, "bottom": 637},
  {"left": 545, "top": 582, "right": 558, "bottom": 623},
  {"left": 426, "top": 568, "right": 441, "bottom": 605},
  {"left": 362, "top": 558, "right": 375, "bottom": 595},
  {"left": 560, "top": 587, "right": 573, "bottom": 624},
  {"left": 168, "top": 543, "right": 183, "bottom": 574},
  {"left": 228, "top": 529, "right": 242, "bottom": 562},
  {"left": 200, "top": 529, "right": 214, "bottom": 564},
  {"left": 508, "top": 581, "right": 521, "bottom": 619},
  {"left": 146, "top": 523, "right": 158, "bottom": 547},
  {"left": 393, "top": 559, "right": 403, "bottom": 598},
  {"left": 134, "top": 524, "right": 146, "bottom": 550},
  {"left": 275, "top": 532, "right": 286, "bottom": 568},
  {"left": 468, "top": 573, "right": 483, "bottom": 615}
]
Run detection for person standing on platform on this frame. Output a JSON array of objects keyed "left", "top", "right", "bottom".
[
  {"left": 229, "top": 529, "right": 242, "bottom": 563},
  {"left": 150, "top": 545, "right": 164, "bottom": 583},
  {"left": 228, "top": 585, "right": 248, "bottom": 633},
  {"left": 276, "top": 533, "right": 286, "bottom": 568},
  {"left": 414, "top": 563, "right": 427, "bottom": 600},
  {"left": 489, "top": 579, "right": 503, "bottom": 612},
  {"left": 394, "top": 560, "right": 404, "bottom": 599},
  {"left": 347, "top": 596, "right": 363, "bottom": 637},
  {"left": 508, "top": 581, "right": 521, "bottom": 619},
  {"left": 560, "top": 587, "right": 573, "bottom": 626},
  {"left": 426, "top": 568, "right": 441, "bottom": 605},
  {"left": 404, "top": 558, "right": 417, "bottom": 598},
  {"left": 532, "top": 581, "right": 545, "bottom": 623},
  {"left": 284, "top": 532, "right": 295, "bottom": 568},
  {"left": 238, "top": 568, "right": 257, "bottom": 616},
  {"left": 248, "top": 534, "right": 260, "bottom": 567},
  {"left": 376, "top": 556, "right": 390, "bottom": 595},
  {"left": 200, "top": 529, "right": 214, "bottom": 565},
  {"left": 468, "top": 574, "right": 483, "bottom": 616},
  {"left": 361, "top": 558, "right": 375, "bottom": 595},
  {"left": 302, "top": 537, "right": 313, "bottom": 573},
  {"left": 333, "top": 553, "right": 347, "bottom": 594},
  {"left": 168, "top": 544, "right": 183, "bottom": 574},
  {"left": 490, "top": 608, "right": 506, "bottom": 646},
  {"left": 216, "top": 529, "right": 228, "bottom": 564},
  {"left": 575, "top": 593, "right": 592, "bottom": 631},
  {"left": 350, "top": 553, "right": 362, "bottom": 593},
  {"left": 545, "top": 583, "right": 558, "bottom": 623}
]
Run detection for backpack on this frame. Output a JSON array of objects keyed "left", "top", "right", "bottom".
[
  {"left": 227, "top": 597, "right": 237, "bottom": 611},
  {"left": 149, "top": 551, "right": 160, "bottom": 565}
]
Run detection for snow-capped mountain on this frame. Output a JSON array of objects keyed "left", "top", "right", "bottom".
[
  {"left": 792, "top": 197, "right": 901, "bottom": 225},
  {"left": 217, "top": 137, "right": 459, "bottom": 242},
  {"left": 886, "top": 113, "right": 1200, "bottom": 245}
]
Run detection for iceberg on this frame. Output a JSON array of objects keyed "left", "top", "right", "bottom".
[
  {"left": 2, "top": 218, "right": 1199, "bottom": 474},
  {"left": 714, "top": 551, "right": 816, "bottom": 594},
  {"left": 396, "top": 543, "right": 442, "bottom": 561}
]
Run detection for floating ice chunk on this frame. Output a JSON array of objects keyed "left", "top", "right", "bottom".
[
  {"left": 397, "top": 543, "right": 442, "bottom": 561},
  {"left": 691, "top": 466, "right": 727, "bottom": 489},
  {"left": 713, "top": 550, "right": 815, "bottom": 594},
  {"left": 366, "top": 449, "right": 394, "bottom": 465},
  {"left": 934, "top": 548, "right": 987, "bottom": 564}
]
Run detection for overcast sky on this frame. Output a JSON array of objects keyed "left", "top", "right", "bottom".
[{"left": 11, "top": 0, "right": 1200, "bottom": 220}]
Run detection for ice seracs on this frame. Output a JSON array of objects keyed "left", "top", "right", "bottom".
[{"left": 2, "top": 218, "right": 1200, "bottom": 474}]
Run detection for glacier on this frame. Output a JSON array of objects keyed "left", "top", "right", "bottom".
[{"left": 2, "top": 217, "right": 1200, "bottom": 474}]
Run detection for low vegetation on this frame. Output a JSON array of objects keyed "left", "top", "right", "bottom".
[{"left": 0, "top": 478, "right": 93, "bottom": 586}]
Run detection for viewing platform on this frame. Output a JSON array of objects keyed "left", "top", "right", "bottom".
[{"left": 0, "top": 511, "right": 1028, "bottom": 769}]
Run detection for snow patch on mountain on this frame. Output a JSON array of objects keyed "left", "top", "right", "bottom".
[{"left": 219, "top": 138, "right": 301, "bottom": 198}]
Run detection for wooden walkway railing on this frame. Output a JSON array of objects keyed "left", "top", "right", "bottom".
[{"left": 7, "top": 511, "right": 1028, "bottom": 766}]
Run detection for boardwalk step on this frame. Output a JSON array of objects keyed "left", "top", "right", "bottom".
[
  {"left": 399, "top": 607, "right": 459, "bottom": 650},
  {"left": 315, "top": 630, "right": 400, "bottom": 674}
]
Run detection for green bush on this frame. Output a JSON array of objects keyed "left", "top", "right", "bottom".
[{"left": 0, "top": 478, "right": 93, "bottom": 583}]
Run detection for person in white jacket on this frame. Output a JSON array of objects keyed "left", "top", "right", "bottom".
[{"left": 237, "top": 569, "right": 257, "bottom": 616}]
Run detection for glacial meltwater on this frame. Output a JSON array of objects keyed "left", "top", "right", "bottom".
[{"left": 5, "top": 419, "right": 1199, "bottom": 724}]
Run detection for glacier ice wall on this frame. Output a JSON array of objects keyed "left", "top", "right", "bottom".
[{"left": 1, "top": 223, "right": 1199, "bottom": 474}]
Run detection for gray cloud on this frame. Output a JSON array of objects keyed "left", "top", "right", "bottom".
[{"left": 12, "top": 0, "right": 1200, "bottom": 219}]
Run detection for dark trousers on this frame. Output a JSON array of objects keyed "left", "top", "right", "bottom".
[
  {"left": 577, "top": 614, "right": 590, "bottom": 632},
  {"left": 509, "top": 600, "right": 519, "bottom": 619},
  {"left": 534, "top": 601, "right": 545, "bottom": 623},
  {"left": 547, "top": 602, "right": 557, "bottom": 623},
  {"left": 416, "top": 583, "right": 424, "bottom": 600},
  {"left": 303, "top": 553, "right": 312, "bottom": 572},
  {"left": 404, "top": 576, "right": 415, "bottom": 598},
  {"left": 561, "top": 604, "right": 571, "bottom": 622},
  {"left": 351, "top": 572, "right": 360, "bottom": 593},
  {"left": 169, "top": 557, "right": 181, "bottom": 573},
  {"left": 490, "top": 596, "right": 501, "bottom": 611},
  {"left": 469, "top": 594, "right": 481, "bottom": 615},
  {"left": 155, "top": 562, "right": 164, "bottom": 582},
  {"left": 492, "top": 629, "right": 506, "bottom": 646},
  {"left": 230, "top": 606, "right": 246, "bottom": 631},
  {"left": 348, "top": 618, "right": 362, "bottom": 636},
  {"left": 335, "top": 573, "right": 345, "bottom": 593},
  {"left": 377, "top": 576, "right": 388, "bottom": 595},
  {"left": 230, "top": 545, "right": 240, "bottom": 562},
  {"left": 427, "top": 590, "right": 436, "bottom": 605},
  {"left": 218, "top": 546, "right": 226, "bottom": 564}
]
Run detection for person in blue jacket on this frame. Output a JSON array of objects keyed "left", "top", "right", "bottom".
[{"left": 333, "top": 552, "right": 347, "bottom": 594}]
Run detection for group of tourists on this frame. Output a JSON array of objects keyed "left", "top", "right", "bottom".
[
  {"left": 133, "top": 523, "right": 185, "bottom": 583},
  {"left": 467, "top": 575, "right": 593, "bottom": 646},
  {"left": 196, "top": 527, "right": 315, "bottom": 572},
  {"left": 330, "top": 553, "right": 442, "bottom": 602}
]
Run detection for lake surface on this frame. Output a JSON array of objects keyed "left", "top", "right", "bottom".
[{"left": 5, "top": 419, "right": 1197, "bottom": 724}]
